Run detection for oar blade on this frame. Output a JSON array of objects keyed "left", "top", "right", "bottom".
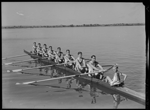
[
  {"left": 16, "top": 81, "right": 36, "bottom": 85},
  {"left": 7, "top": 70, "right": 12, "bottom": 73},
  {"left": 5, "top": 62, "right": 12, "bottom": 66},
  {"left": 13, "top": 69, "right": 22, "bottom": 72},
  {"left": 2, "top": 58, "right": 6, "bottom": 60}
]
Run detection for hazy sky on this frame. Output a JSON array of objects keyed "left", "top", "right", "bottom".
[{"left": 2, "top": 2, "right": 145, "bottom": 26}]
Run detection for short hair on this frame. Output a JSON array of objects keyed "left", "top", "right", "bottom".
[
  {"left": 91, "top": 55, "right": 96, "bottom": 58},
  {"left": 33, "top": 42, "right": 36, "bottom": 44},
  {"left": 44, "top": 44, "right": 46, "bottom": 46},
  {"left": 115, "top": 64, "right": 118, "bottom": 69},
  {"left": 78, "top": 52, "right": 82, "bottom": 55},
  {"left": 38, "top": 43, "right": 41, "bottom": 45},
  {"left": 66, "top": 49, "right": 70, "bottom": 52},
  {"left": 49, "top": 46, "right": 52, "bottom": 48},
  {"left": 57, "top": 47, "right": 61, "bottom": 50}
]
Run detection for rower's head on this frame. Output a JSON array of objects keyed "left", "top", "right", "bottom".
[
  {"left": 33, "top": 42, "right": 36, "bottom": 45},
  {"left": 43, "top": 44, "right": 47, "bottom": 48},
  {"left": 91, "top": 55, "right": 96, "bottom": 62},
  {"left": 38, "top": 43, "right": 41, "bottom": 46},
  {"left": 113, "top": 64, "right": 119, "bottom": 72},
  {"left": 49, "top": 46, "right": 52, "bottom": 50},
  {"left": 57, "top": 47, "right": 61, "bottom": 52},
  {"left": 66, "top": 49, "right": 70, "bottom": 55},
  {"left": 78, "top": 52, "right": 82, "bottom": 57}
]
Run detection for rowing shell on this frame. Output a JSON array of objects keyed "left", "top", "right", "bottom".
[{"left": 23, "top": 50, "right": 145, "bottom": 106}]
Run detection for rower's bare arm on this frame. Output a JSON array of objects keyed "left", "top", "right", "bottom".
[
  {"left": 64, "top": 56, "right": 68, "bottom": 64},
  {"left": 89, "top": 63, "right": 99, "bottom": 71},
  {"left": 120, "top": 72, "right": 127, "bottom": 81},
  {"left": 98, "top": 64, "right": 104, "bottom": 70},
  {"left": 83, "top": 59, "right": 86, "bottom": 67},
  {"left": 71, "top": 56, "right": 76, "bottom": 61}
]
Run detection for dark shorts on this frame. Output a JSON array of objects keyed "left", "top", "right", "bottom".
[
  {"left": 38, "top": 53, "right": 42, "bottom": 57},
  {"left": 34, "top": 50, "right": 37, "bottom": 54},
  {"left": 92, "top": 72, "right": 104, "bottom": 80},
  {"left": 58, "top": 59, "right": 64, "bottom": 64},
  {"left": 111, "top": 81, "right": 124, "bottom": 87},
  {"left": 48, "top": 57, "right": 55, "bottom": 61},
  {"left": 79, "top": 67, "right": 88, "bottom": 73}
]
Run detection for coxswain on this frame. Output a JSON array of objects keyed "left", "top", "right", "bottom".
[
  {"left": 64, "top": 49, "right": 75, "bottom": 69},
  {"left": 47, "top": 46, "right": 55, "bottom": 61},
  {"left": 42, "top": 44, "right": 48, "bottom": 57},
  {"left": 75, "top": 52, "right": 87, "bottom": 73},
  {"left": 32, "top": 42, "right": 37, "bottom": 54},
  {"left": 87, "top": 55, "right": 105, "bottom": 80},
  {"left": 37, "top": 43, "right": 43, "bottom": 57},
  {"left": 54, "top": 47, "right": 64, "bottom": 63},
  {"left": 105, "top": 64, "right": 127, "bottom": 86}
]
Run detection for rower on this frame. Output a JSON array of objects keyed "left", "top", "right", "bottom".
[
  {"left": 54, "top": 47, "right": 64, "bottom": 63},
  {"left": 47, "top": 46, "right": 55, "bottom": 61},
  {"left": 42, "top": 44, "right": 48, "bottom": 57},
  {"left": 32, "top": 42, "right": 37, "bottom": 54},
  {"left": 75, "top": 52, "right": 87, "bottom": 73},
  {"left": 37, "top": 43, "right": 43, "bottom": 57},
  {"left": 105, "top": 64, "right": 127, "bottom": 86},
  {"left": 87, "top": 55, "right": 105, "bottom": 80},
  {"left": 64, "top": 49, "right": 75, "bottom": 69}
]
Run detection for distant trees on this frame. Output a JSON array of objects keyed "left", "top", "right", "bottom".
[{"left": 2, "top": 23, "right": 145, "bottom": 29}]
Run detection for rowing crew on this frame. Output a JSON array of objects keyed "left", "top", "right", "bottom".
[{"left": 32, "top": 42, "right": 127, "bottom": 86}]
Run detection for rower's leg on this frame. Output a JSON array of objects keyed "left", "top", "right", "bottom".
[{"left": 105, "top": 76, "right": 113, "bottom": 85}]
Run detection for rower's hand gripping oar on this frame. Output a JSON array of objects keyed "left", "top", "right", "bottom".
[
  {"left": 7, "top": 63, "right": 65, "bottom": 73},
  {"left": 2, "top": 54, "right": 28, "bottom": 60},
  {"left": 4, "top": 59, "right": 38, "bottom": 66},
  {"left": 16, "top": 65, "right": 114, "bottom": 85}
]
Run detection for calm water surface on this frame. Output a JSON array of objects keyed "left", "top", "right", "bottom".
[{"left": 2, "top": 26, "right": 145, "bottom": 108}]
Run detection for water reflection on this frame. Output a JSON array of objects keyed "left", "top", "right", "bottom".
[
  {"left": 112, "top": 94, "right": 128, "bottom": 109},
  {"left": 24, "top": 61, "right": 128, "bottom": 108}
]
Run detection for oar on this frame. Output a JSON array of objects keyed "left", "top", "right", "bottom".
[
  {"left": 4, "top": 59, "right": 38, "bottom": 66},
  {"left": 103, "top": 65, "right": 114, "bottom": 73},
  {"left": 15, "top": 71, "right": 100, "bottom": 85},
  {"left": 84, "top": 59, "right": 113, "bottom": 67},
  {"left": 7, "top": 63, "right": 65, "bottom": 73},
  {"left": 16, "top": 65, "right": 114, "bottom": 85},
  {"left": 2, "top": 54, "right": 28, "bottom": 60}
]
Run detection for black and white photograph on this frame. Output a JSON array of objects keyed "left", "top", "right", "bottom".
[{"left": 2, "top": 2, "right": 146, "bottom": 109}]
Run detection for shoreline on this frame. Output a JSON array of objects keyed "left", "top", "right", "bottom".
[{"left": 2, "top": 23, "right": 145, "bottom": 29}]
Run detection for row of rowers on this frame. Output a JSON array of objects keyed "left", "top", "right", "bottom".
[
  {"left": 33, "top": 42, "right": 104, "bottom": 75},
  {"left": 32, "top": 42, "right": 127, "bottom": 86}
]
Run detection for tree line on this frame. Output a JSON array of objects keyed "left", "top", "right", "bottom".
[{"left": 2, "top": 23, "right": 145, "bottom": 29}]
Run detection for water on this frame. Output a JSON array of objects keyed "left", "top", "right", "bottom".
[{"left": 2, "top": 26, "right": 145, "bottom": 108}]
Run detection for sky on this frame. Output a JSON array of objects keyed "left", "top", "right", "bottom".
[{"left": 2, "top": 2, "right": 145, "bottom": 26}]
